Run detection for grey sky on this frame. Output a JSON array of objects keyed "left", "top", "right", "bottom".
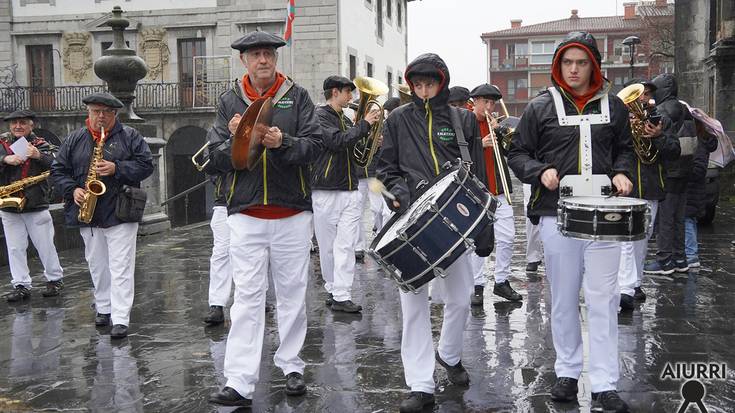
[{"left": 407, "top": 0, "right": 637, "bottom": 89}]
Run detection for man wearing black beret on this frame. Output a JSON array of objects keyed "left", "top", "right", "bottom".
[
  {"left": 1, "top": 110, "right": 64, "bottom": 302},
  {"left": 51, "top": 91, "right": 153, "bottom": 339},
  {"left": 447, "top": 86, "right": 471, "bottom": 109},
  {"left": 206, "top": 31, "right": 323, "bottom": 407}
]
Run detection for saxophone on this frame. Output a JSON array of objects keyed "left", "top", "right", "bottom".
[
  {"left": 0, "top": 171, "right": 51, "bottom": 210},
  {"left": 78, "top": 126, "right": 108, "bottom": 224}
]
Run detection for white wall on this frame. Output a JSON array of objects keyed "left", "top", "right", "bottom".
[
  {"left": 11, "top": 0, "right": 217, "bottom": 17},
  {"left": 338, "top": 0, "right": 407, "bottom": 99}
]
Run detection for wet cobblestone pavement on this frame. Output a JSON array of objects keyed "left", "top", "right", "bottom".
[{"left": 1, "top": 186, "right": 734, "bottom": 412}]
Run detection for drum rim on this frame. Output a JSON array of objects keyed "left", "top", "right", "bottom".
[
  {"left": 559, "top": 196, "right": 648, "bottom": 211},
  {"left": 557, "top": 228, "right": 647, "bottom": 242}
]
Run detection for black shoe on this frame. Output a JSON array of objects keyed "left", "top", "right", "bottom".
[
  {"left": 493, "top": 280, "right": 522, "bottom": 302},
  {"left": 619, "top": 294, "right": 635, "bottom": 312},
  {"left": 42, "top": 280, "right": 63, "bottom": 297},
  {"left": 325, "top": 293, "right": 334, "bottom": 307},
  {"left": 209, "top": 386, "right": 252, "bottom": 407},
  {"left": 285, "top": 372, "right": 306, "bottom": 396},
  {"left": 550, "top": 377, "right": 578, "bottom": 402},
  {"left": 435, "top": 352, "right": 470, "bottom": 386},
  {"left": 591, "top": 390, "right": 630, "bottom": 412},
  {"left": 204, "top": 305, "right": 225, "bottom": 325},
  {"left": 399, "top": 391, "right": 435, "bottom": 413},
  {"left": 526, "top": 261, "right": 541, "bottom": 272},
  {"left": 95, "top": 313, "right": 111, "bottom": 326},
  {"left": 110, "top": 324, "right": 128, "bottom": 339},
  {"left": 633, "top": 287, "right": 646, "bottom": 301},
  {"left": 674, "top": 259, "right": 690, "bottom": 273},
  {"left": 643, "top": 259, "right": 675, "bottom": 275},
  {"left": 470, "top": 285, "right": 484, "bottom": 307},
  {"left": 6, "top": 285, "right": 31, "bottom": 302},
  {"left": 331, "top": 299, "right": 362, "bottom": 313},
  {"left": 355, "top": 250, "right": 365, "bottom": 262}
]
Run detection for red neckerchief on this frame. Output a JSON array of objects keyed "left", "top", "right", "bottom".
[
  {"left": 85, "top": 118, "right": 104, "bottom": 142},
  {"left": 0, "top": 135, "right": 38, "bottom": 179},
  {"left": 478, "top": 119, "right": 498, "bottom": 195},
  {"left": 551, "top": 43, "right": 604, "bottom": 112},
  {"left": 242, "top": 72, "right": 286, "bottom": 102}
]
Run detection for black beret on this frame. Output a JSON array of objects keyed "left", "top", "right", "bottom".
[
  {"left": 383, "top": 97, "right": 401, "bottom": 112},
  {"left": 82, "top": 92, "right": 123, "bottom": 109},
  {"left": 3, "top": 109, "right": 37, "bottom": 122},
  {"left": 448, "top": 86, "right": 470, "bottom": 103},
  {"left": 323, "top": 75, "right": 356, "bottom": 91},
  {"left": 231, "top": 31, "right": 286, "bottom": 53},
  {"left": 470, "top": 84, "right": 502, "bottom": 100},
  {"left": 623, "top": 78, "right": 657, "bottom": 91}
]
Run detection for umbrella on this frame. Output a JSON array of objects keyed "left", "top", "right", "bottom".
[{"left": 683, "top": 103, "right": 734, "bottom": 168}]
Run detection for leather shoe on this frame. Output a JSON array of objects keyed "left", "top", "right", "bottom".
[
  {"left": 619, "top": 294, "right": 635, "bottom": 312},
  {"left": 355, "top": 250, "right": 365, "bottom": 262},
  {"left": 110, "top": 324, "right": 128, "bottom": 339},
  {"left": 550, "top": 377, "right": 578, "bottom": 402},
  {"left": 331, "top": 299, "right": 362, "bottom": 313},
  {"left": 95, "top": 313, "right": 111, "bottom": 327},
  {"left": 493, "top": 280, "right": 522, "bottom": 302},
  {"left": 42, "top": 280, "right": 63, "bottom": 297},
  {"left": 285, "top": 372, "right": 306, "bottom": 396},
  {"left": 470, "top": 285, "right": 484, "bottom": 307},
  {"left": 525, "top": 261, "right": 541, "bottom": 272},
  {"left": 209, "top": 386, "right": 252, "bottom": 406},
  {"left": 435, "top": 352, "right": 469, "bottom": 386},
  {"left": 399, "top": 391, "right": 435, "bottom": 413},
  {"left": 204, "top": 305, "right": 224, "bottom": 325},
  {"left": 633, "top": 287, "right": 647, "bottom": 301}
]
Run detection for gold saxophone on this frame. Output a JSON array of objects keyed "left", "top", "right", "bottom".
[
  {"left": 0, "top": 171, "right": 51, "bottom": 210},
  {"left": 78, "top": 126, "right": 108, "bottom": 224}
]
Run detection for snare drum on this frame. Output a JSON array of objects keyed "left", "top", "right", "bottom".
[
  {"left": 557, "top": 196, "right": 650, "bottom": 241},
  {"left": 368, "top": 164, "right": 497, "bottom": 293}
]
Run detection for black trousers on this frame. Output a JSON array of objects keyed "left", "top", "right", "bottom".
[{"left": 656, "top": 189, "right": 687, "bottom": 263}]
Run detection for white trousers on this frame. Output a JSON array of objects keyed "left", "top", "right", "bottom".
[
  {"left": 1, "top": 210, "right": 63, "bottom": 288},
  {"left": 400, "top": 252, "right": 473, "bottom": 393},
  {"left": 539, "top": 216, "right": 621, "bottom": 393},
  {"left": 224, "top": 212, "right": 312, "bottom": 399},
  {"left": 313, "top": 190, "right": 362, "bottom": 301},
  {"left": 523, "top": 184, "right": 543, "bottom": 263},
  {"left": 618, "top": 200, "right": 659, "bottom": 296},
  {"left": 472, "top": 194, "right": 515, "bottom": 286},
  {"left": 208, "top": 206, "right": 232, "bottom": 306},
  {"left": 80, "top": 223, "right": 139, "bottom": 327}
]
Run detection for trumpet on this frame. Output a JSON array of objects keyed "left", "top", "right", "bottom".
[
  {"left": 352, "top": 76, "right": 389, "bottom": 168},
  {"left": 191, "top": 142, "right": 209, "bottom": 171},
  {"left": 617, "top": 83, "right": 658, "bottom": 164},
  {"left": 484, "top": 110, "right": 512, "bottom": 206}
]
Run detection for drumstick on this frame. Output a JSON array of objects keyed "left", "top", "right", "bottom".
[{"left": 367, "top": 178, "right": 396, "bottom": 201}]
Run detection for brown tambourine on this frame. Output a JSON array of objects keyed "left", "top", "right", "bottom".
[{"left": 231, "top": 96, "right": 273, "bottom": 170}]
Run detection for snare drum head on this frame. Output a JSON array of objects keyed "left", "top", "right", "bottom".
[{"left": 560, "top": 196, "right": 647, "bottom": 209}]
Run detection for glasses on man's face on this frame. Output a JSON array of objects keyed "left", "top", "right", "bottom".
[{"left": 89, "top": 108, "right": 116, "bottom": 116}]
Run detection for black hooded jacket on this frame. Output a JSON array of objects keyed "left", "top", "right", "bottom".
[
  {"left": 0, "top": 131, "right": 56, "bottom": 213},
  {"left": 377, "top": 53, "right": 487, "bottom": 212},
  {"left": 311, "top": 104, "right": 370, "bottom": 191},
  {"left": 508, "top": 32, "right": 635, "bottom": 219},
  {"left": 629, "top": 108, "right": 681, "bottom": 201}
]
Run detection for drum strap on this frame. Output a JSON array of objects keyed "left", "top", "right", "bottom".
[{"left": 449, "top": 107, "right": 473, "bottom": 164}]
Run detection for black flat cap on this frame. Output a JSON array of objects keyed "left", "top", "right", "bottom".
[
  {"left": 470, "top": 84, "right": 502, "bottom": 100},
  {"left": 623, "top": 78, "right": 657, "bottom": 91},
  {"left": 231, "top": 31, "right": 287, "bottom": 53},
  {"left": 448, "top": 86, "right": 470, "bottom": 103},
  {"left": 3, "top": 109, "right": 37, "bottom": 122},
  {"left": 82, "top": 92, "right": 123, "bottom": 108},
  {"left": 323, "top": 75, "right": 356, "bottom": 91},
  {"left": 384, "top": 97, "right": 401, "bottom": 112}
]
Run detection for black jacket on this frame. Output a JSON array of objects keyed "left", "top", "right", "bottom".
[
  {"left": 630, "top": 119, "right": 680, "bottom": 201},
  {"left": 0, "top": 131, "right": 56, "bottom": 213},
  {"left": 51, "top": 121, "right": 153, "bottom": 228},
  {"left": 207, "top": 77, "right": 323, "bottom": 214},
  {"left": 377, "top": 53, "right": 487, "bottom": 212},
  {"left": 685, "top": 134, "right": 718, "bottom": 218},
  {"left": 311, "top": 104, "right": 370, "bottom": 191}
]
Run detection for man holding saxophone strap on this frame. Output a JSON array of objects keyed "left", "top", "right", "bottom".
[
  {"left": 205, "top": 31, "right": 322, "bottom": 407},
  {"left": 1, "top": 110, "right": 64, "bottom": 302},
  {"left": 469, "top": 84, "right": 521, "bottom": 305},
  {"left": 51, "top": 92, "right": 153, "bottom": 339},
  {"left": 313, "top": 75, "right": 380, "bottom": 313}
]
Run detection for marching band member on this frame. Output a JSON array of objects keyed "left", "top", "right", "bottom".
[
  {"left": 447, "top": 86, "right": 472, "bottom": 109},
  {"left": 377, "top": 53, "right": 487, "bottom": 413},
  {"left": 205, "top": 32, "right": 322, "bottom": 407},
  {"left": 523, "top": 183, "right": 543, "bottom": 272},
  {"left": 1, "top": 110, "right": 64, "bottom": 302},
  {"left": 312, "top": 75, "right": 380, "bottom": 313},
  {"left": 469, "top": 84, "right": 521, "bottom": 305},
  {"left": 51, "top": 92, "right": 153, "bottom": 339},
  {"left": 508, "top": 32, "right": 634, "bottom": 412}
]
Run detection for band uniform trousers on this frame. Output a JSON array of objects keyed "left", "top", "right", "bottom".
[
  {"left": 79, "top": 222, "right": 139, "bottom": 327},
  {"left": 356, "top": 178, "right": 387, "bottom": 252},
  {"left": 224, "top": 212, "right": 312, "bottom": 399},
  {"left": 619, "top": 200, "right": 659, "bottom": 296},
  {"left": 472, "top": 194, "right": 515, "bottom": 287},
  {"left": 400, "top": 252, "right": 473, "bottom": 393},
  {"left": 1, "top": 210, "right": 63, "bottom": 288},
  {"left": 538, "top": 216, "right": 621, "bottom": 393},
  {"left": 208, "top": 206, "right": 232, "bottom": 307},
  {"left": 523, "top": 183, "right": 543, "bottom": 263},
  {"left": 312, "top": 190, "right": 362, "bottom": 302}
]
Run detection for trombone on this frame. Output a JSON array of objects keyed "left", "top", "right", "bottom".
[
  {"left": 191, "top": 142, "right": 209, "bottom": 171},
  {"left": 484, "top": 110, "right": 512, "bottom": 206}
]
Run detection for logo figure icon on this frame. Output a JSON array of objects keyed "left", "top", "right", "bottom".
[{"left": 677, "top": 380, "right": 708, "bottom": 413}]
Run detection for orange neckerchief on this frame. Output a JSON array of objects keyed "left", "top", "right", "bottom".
[
  {"left": 478, "top": 118, "right": 498, "bottom": 195},
  {"left": 85, "top": 118, "right": 104, "bottom": 143},
  {"left": 242, "top": 72, "right": 287, "bottom": 102},
  {"left": 551, "top": 43, "right": 604, "bottom": 113}
]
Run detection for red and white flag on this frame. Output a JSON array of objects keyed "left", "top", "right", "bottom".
[{"left": 284, "top": 0, "right": 295, "bottom": 45}]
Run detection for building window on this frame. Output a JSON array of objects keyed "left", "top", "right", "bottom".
[
  {"left": 490, "top": 49, "right": 499, "bottom": 69},
  {"left": 517, "top": 77, "right": 528, "bottom": 90},
  {"left": 367, "top": 62, "right": 373, "bottom": 77},
  {"left": 397, "top": 0, "right": 402, "bottom": 29},
  {"left": 613, "top": 39, "right": 631, "bottom": 62},
  {"left": 349, "top": 54, "right": 357, "bottom": 79},
  {"left": 507, "top": 79, "right": 515, "bottom": 97},
  {"left": 387, "top": 70, "right": 393, "bottom": 96},
  {"left": 178, "top": 38, "right": 206, "bottom": 106},
  {"left": 386, "top": 0, "right": 392, "bottom": 20},
  {"left": 530, "top": 40, "right": 555, "bottom": 65},
  {"left": 376, "top": 0, "right": 383, "bottom": 40}
]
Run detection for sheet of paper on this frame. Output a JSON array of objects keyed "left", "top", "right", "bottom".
[{"left": 9, "top": 136, "right": 29, "bottom": 160}]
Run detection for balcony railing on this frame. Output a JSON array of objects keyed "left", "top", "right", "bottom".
[
  {"left": 0, "top": 81, "right": 236, "bottom": 114},
  {"left": 490, "top": 53, "right": 647, "bottom": 71}
]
